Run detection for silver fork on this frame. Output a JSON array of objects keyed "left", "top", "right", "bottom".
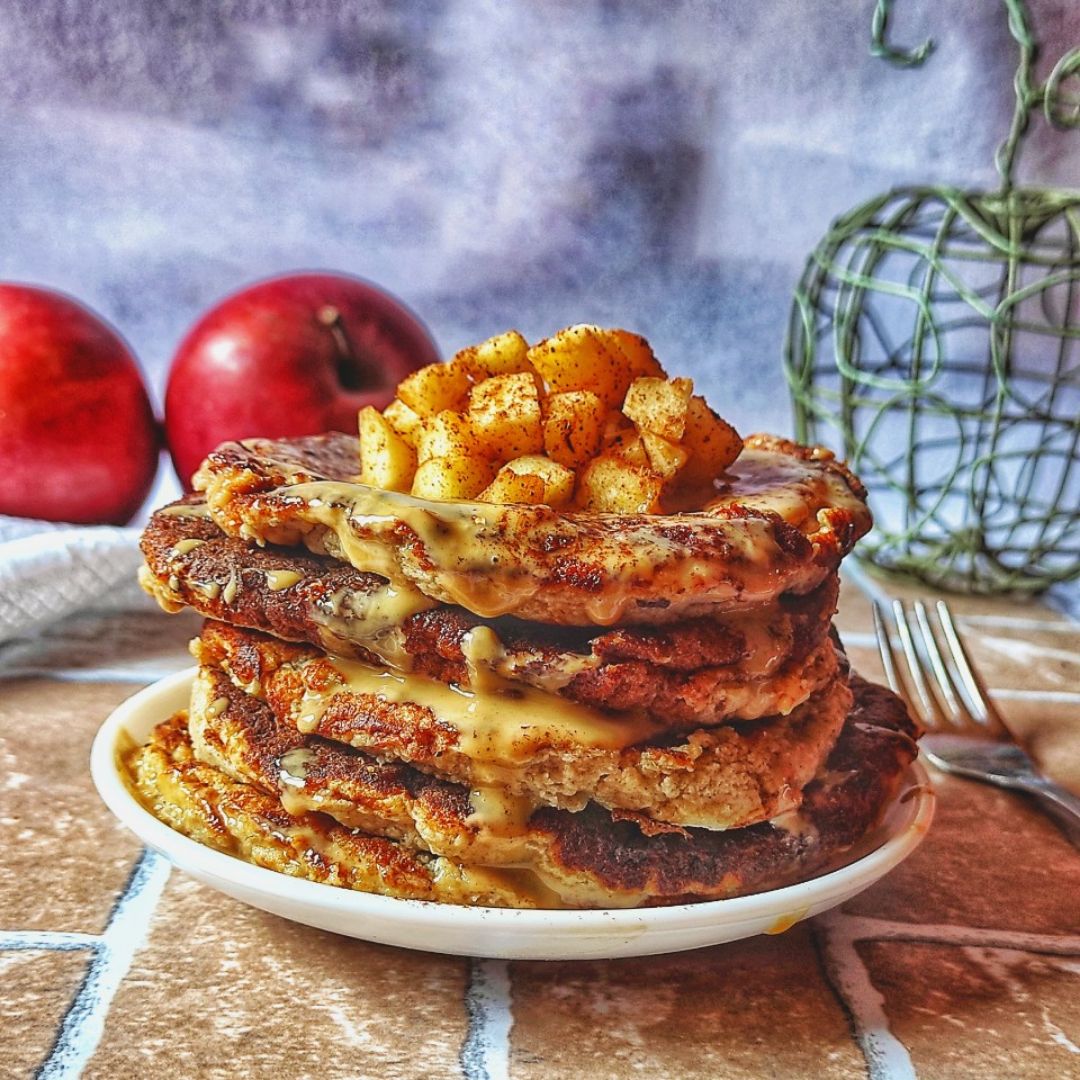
[{"left": 874, "top": 598, "right": 1080, "bottom": 851}]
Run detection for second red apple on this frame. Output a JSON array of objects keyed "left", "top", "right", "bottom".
[{"left": 165, "top": 272, "right": 441, "bottom": 486}]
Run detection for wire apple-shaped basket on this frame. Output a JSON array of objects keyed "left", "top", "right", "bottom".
[{"left": 785, "top": 0, "right": 1080, "bottom": 594}]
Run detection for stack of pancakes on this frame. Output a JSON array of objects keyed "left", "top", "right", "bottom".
[{"left": 130, "top": 430, "right": 919, "bottom": 908}]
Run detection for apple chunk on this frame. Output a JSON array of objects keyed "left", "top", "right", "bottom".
[
  {"left": 452, "top": 330, "right": 531, "bottom": 379},
  {"left": 622, "top": 376, "right": 693, "bottom": 442},
  {"left": 542, "top": 390, "right": 605, "bottom": 470},
  {"left": 576, "top": 455, "right": 663, "bottom": 513},
  {"left": 679, "top": 396, "right": 743, "bottom": 486},
  {"left": 468, "top": 372, "right": 544, "bottom": 461},
  {"left": 411, "top": 456, "right": 495, "bottom": 500},
  {"left": 478, "top": 470, "right": 546, "bottom": 505},
  {"left": 359, "top": 406, "right": 415, "bottom": 491},
  {"left": 397, "top": 362, "right": 472, "bottom": 416},
  {"left": 497, "top": 455, "right": 575, "bottom": 506}
]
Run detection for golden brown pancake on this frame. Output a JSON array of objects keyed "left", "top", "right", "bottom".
[
  {"left": 129, "top": 672, "right": 919, "bottom": 908},
  {"left": 127, "top": 713, "right": 553, "bottom": 907},
  {"left": 194, "top": 620, "right": 851, "bottom": 831},
  {"left": 139, "top": 498, "right": 840, "bottom": 725},
  {"left": 192, "top": 432, "right": 870, "bottom": 626}
]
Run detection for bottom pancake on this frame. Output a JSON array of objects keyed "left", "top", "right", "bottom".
[
  {"left": 126, "top": 672, "right": 920, "bottom": 908},
  {"left": 129, "top": 712, "right": 559, "bottom": 908}
]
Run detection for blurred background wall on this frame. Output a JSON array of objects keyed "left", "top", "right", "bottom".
[{"left": 2, "top": 0, "right": 1079, "bottom": 436}]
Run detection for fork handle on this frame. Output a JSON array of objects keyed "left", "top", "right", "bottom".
[{"left": 1011, "top": 776, "right": 1080, "bottom": 851}]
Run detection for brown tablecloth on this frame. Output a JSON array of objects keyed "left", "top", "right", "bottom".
[{"left": 2, "top": 571, "right": 1078, "bottom": 1079}]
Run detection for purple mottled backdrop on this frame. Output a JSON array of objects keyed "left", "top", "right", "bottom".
[{"left": 2, "top": 0, "right": 1079, "bottom": 436}]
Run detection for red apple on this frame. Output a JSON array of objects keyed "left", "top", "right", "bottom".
[
  {"left": 0, "top": 284, "right": 159, "bottom": 525},
  {"left": 164, "top": 272, "right": 440, "bottom": 486}
]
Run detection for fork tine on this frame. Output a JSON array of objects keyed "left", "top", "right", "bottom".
[
  {"left": 912, "top": 600, "right": 966, "bottom": 725},
  {"left": 892, "top": 600, "right": 945, "bottom": 727},
  {"left": 873, "top": 602, "right": 923, "bottom": 727},
  {"left": 872, "top": 601, "right": 904, "bottom": 696},
  {"left": 935, "top": 601, "right": 1006, "bottom": 733}
]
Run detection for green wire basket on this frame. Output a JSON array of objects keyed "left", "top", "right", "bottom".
[{"left": 785, "top": 0, "right": 1080, "bottom": 594}]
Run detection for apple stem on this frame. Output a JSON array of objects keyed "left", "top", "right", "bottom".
[{"left": 317, "top": 305, "right": 363, "bottom": 390}]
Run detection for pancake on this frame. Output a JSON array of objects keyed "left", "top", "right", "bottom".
[
  {"left": 129, "top": 672, "right": 919, "bottom": 908},
  {"left": 128, "top": 712, "right": 554, "bottom": 908},
  {"left": 194, "top": 620, "right": 851, "bottom": 831},
  {"left": 192, "top": 431, "right": 870, "bottom": 626},
  {"left": 140, "top": 498, "right": 840, "bottom": 725}
]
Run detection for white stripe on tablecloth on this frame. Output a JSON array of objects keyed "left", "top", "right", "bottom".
[
  {"left": 837, "top": 916, "right": 1080, "bottom": 955},
  {"left": 460, "top": 958, "right": 513, "bottom": 1080},
  {"left": 831, "top": 632, "right": 1080, "bottom": 702},
  {"left": 0, "top": 665, "right": 180, "bottom": 684},
  {"left": 814, "top": 909, "right": 1080, "bottom": 1080},
  {"left": 840, "top": 560, "right": 896, "bottom": 608},
  {"left": 840, "top": 560, "right": 1080, "bottom": 701},
  {"left": 837, "top": 626, "right": 1080, "bottom": 655},
  {"left": 0, "top": 931, "right": 98, "bottom": 952},
  {"left": 842, "top": 560, "right": 1080, "bottom": 631},
  {"left": 37, "top": 849, "right": 171, "bottom": 1079},
  {"left": 990, "top": 688, "right": 1080, "bottom": 704},
  {"left": 834, "top": 631, "right": 879, "bottom": 648},
  {"left": 813, "top": 910, "right": 917, "bottom": 1080},
  {"left": 1045, "top": 587, "right": 1080, "bottom": 625}
]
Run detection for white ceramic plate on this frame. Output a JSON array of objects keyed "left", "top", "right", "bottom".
[{"left": 91, "top": 668, "right": 934, "bottom": 960}]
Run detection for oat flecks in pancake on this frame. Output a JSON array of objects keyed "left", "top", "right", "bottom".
[
  {"left": 131, "top": 672, "right": 917, "bottom": 908},
  {"left": 193, "top": 620, "right": 851, "bottom": 831},
  {"left": 192, "top": 432, "right": 870, "bottom": 626},
  {"left": 188, "top": 664, "right": 466, "bottom": 852},
  {"left": 140, "top": 500, "right": 840, "bottom": 726}
]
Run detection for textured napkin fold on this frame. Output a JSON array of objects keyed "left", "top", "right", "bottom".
[
  {"left": 0, "top": 516, "right": 149, "bottom": 644},
  {"left": 0, "top": 465, "right": 185, "bottom": 645}
]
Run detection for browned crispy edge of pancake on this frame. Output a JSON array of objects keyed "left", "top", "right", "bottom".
[
  {"left": 532, "top": 673, "right": 919, "bottom": 903},
  {"left": 133, "top": 672, "right": 918, "bottom": 907},
  {"left": 195, "top": 619, "right": 851, "bottom": 830},
  {"left": 139, "top": 495, "right": 389, "bottom": 662},
  {"left": 190, "top": 663, "right": 470, "bottom": 851},
  {"left": 192, "top": 432, "right": 869, "bottom": 626},
  {"left": 141, "top": 497, "right": 839, "bottom": 725}
]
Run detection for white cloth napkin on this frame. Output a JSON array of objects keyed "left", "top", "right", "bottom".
[
  {"left": 0, "top": 467, "right": 183, "bottom": 645},
  {"left": 0, "top": 517, "right": 149, "bottom": 643}
]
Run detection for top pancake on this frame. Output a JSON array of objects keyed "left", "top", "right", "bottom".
[
  {"left": 193, "top": 431, "right": 870, "bottom": 626},
  {"left": 140, "top": 497, "right": 839, "bottom": 726}
]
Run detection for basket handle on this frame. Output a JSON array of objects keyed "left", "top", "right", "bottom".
[{"left": 870, "top": 0, "right": 1080, "bottom": 187}]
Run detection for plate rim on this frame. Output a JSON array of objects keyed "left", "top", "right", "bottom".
[{"left": 91, "top": 666, "right": 935, "bottom": 933}]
